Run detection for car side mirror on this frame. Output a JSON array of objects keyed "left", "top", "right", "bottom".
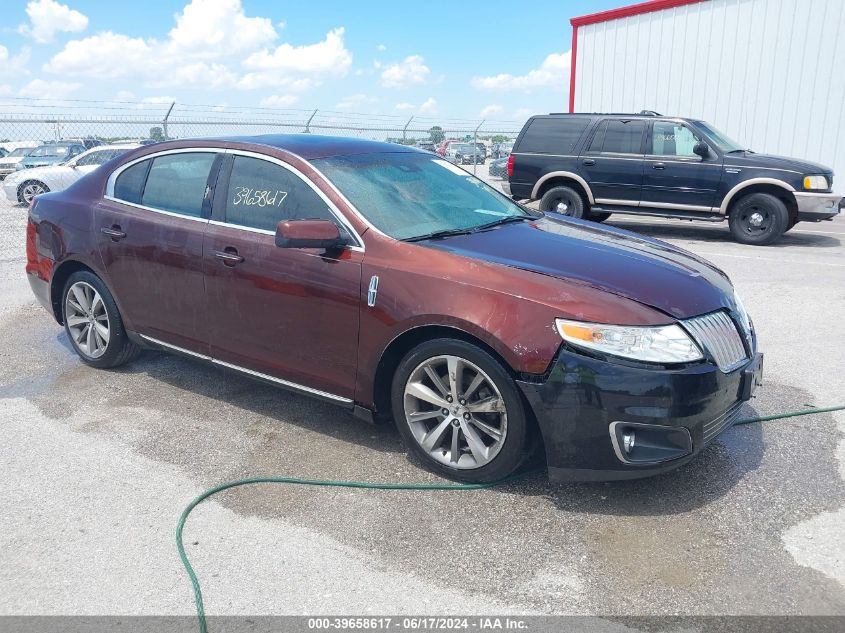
[
  {"left": 275, "top": 219, "right": 347, "bottom": 250},
  {"left": 693, "top": 141, "right": 710, "bottom": 159}
]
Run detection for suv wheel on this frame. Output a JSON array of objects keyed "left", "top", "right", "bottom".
[
  {"left": 728, "top": 193, "right": 789, "bottom": 245},
  {"left": 62, "top": 271, "right": 141, "bottom": 368},
  {"left": 539, "top": 186, "right": 585, "bottom": 218},
  {"left": 391, "top": 338, "right": 529, "bottom": 483}
]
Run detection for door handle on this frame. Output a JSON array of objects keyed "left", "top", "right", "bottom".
[
  {"left": 652, "top": 162, "right": 666, "bottom": 170},
  {"left": 582, "top": 158, "right": 596, "bottom": 166},
  {"left": 214, "top": 249, "right": 244, "bottom": 266},
  {"left": 101, "top": 226, "right": 126, "bottom": 240}
]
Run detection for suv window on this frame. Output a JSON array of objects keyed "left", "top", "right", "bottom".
[
  {"left": 142, "top": 153, "right": 217, "bottom": 217},
  {"left": 588, "top": 120, "right": 646, "bottom": 154},
  {"left": 650, "top": 121, "right": 700, "bottom": 157},
  {"left": 517, "top": 117, "right": 591, "bottom": 154},
  {"left": 113, "top": 160, "right": 150, "bottom": 205},
  {"left": 224, "top": 156, "right": 335, "bottom": 232}
]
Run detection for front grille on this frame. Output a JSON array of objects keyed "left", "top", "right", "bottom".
[
  {"left": 702, "top": 401, "right": 743, "bottom": 443},
  {"left": 682, "top": 310, "right": 748, "bottom": 372}
]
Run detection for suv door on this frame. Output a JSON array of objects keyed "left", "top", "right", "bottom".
[
  {"left": 98, "top": 150, "right": 221, "bottom": 354},
  {"left": 579, "top": 119, "right": 647, "bottom": 206},
  {"left": 642, "top": 120, "right": 723, "bottom": 211},
  {"left": 203, "top": 153, "right": 363, "bottom": 400}
]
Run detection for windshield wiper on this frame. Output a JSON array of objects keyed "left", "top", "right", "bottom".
[
  {"left": 471, "top": 214, "right": 534, "bottom": 232},
  {"left": 403, "top": 227, "right": 477, "bottom": 242}
]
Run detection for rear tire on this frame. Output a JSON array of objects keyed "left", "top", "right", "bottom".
[
  {"left": 728, "top": 193, "right": 789, "bottom": 245},
  {"left": 539, "top": 185, "right": 585, "bottom": 219},
  {"left": 391, "top": 338, "right": 529, "bottom": 483},
  {"left": 62, "top": 270, "right": 141, "bottom": 369}
]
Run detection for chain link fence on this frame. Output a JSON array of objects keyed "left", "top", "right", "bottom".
[{"left": 0, "top": 98, "right": 523, "bottom": 264}]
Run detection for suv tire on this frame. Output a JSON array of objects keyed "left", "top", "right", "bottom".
[
  {"left": 62, "top": 270, "right": 141, "bottom": 369},
  {"left": 539, "top": 186, "right": 585, "bottom": 218},
  {"left": 728, "top": 193, "right": 789, "bottom": 245},
  {"left": 391, "top": 338, "right": 529, "bottom": 483}
]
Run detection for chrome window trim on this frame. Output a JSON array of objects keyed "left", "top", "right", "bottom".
[
  {"left": 222, "top": 149, "right": 365, "bottom": 250},
  {"left": 102, "top": 196, "right": 209, "bottom": 224},
  {"left": 105, "top": 147, "right": 221, "bottom": 198},
  {"left": 139, "top": 333, "right": 352, "bottom": 404}
]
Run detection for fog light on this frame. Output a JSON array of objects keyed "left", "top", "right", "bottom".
[
  {"left": 609, "top": 421, "right": 692, "bottom": 465},
  {"left": 622, "top": 430, "right": 636, "bottom": 454}
]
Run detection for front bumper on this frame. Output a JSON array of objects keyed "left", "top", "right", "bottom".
[
  {"left": 793, "top": 191, "right": 841, "bottom": 221},
  {"left": 517, "top": 346, "right": 763, "bottom": 482}
]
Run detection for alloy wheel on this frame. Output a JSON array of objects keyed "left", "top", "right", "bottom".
[
  {"left": 65, "top": 281, "right": 110, "bottom": 358},
  {"left": 403, "top": 354, "right": 508, "bottom": 469},
  {"left": 20, "top": 182, "right": 46, "bottom": 205}
]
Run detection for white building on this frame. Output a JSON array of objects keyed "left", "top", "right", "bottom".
[{"left": 569, "top": 0, "right": 845, "bottom": 183}]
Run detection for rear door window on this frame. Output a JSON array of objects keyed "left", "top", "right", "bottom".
[
  {"left": 141, "top": 152, "right": 217, "bottom": 217},
  {"left": 587, "top": 120, "right": 646, "bottom": 154},
  {"left": 223, "top": 155, "right": 336, "bottom": 232},
  {"left": 113, "top": 160, "right": 151, "bottom": 205},
  {"left": 517, "top": 117, "right": 591, "bottom": 154}
]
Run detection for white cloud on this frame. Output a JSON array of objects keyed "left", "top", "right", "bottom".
[
  {"left": 418, "top": 97, "right": 437, "bottom": 115},
  {"left": 394, "top": 102, "right": 415, "bottom": 111},
  {"left": 380, "top": 55, "right": 430, "bottom": 88},
  {"left": 472, "top": 51, "right": 571, "bottom": 91},
  {"left": 19, "top": 0, "right": 88, "bottom": 44},
  {"left": 114, "top": 90, "right": 135, "bottom": 101},
  {"left": 377, "top": 44, "right": 386, "bottom": 51},
  {"left": 44, "top": 0, "right": 350, "bottom": 93},
  {"left": 18, "top": 78, "right": 81, "bottom": 98},
  {"left": 0, "top": 85, "right": 13, "bottom": 97},
  {"left": 0, "top": 46, "right": 31, "bottom": 78},
  {"left": 513, "top": 107, "right": 533, "bottom": 120},
  {"left": 259, "top": 94, "right": 299, "bottom": 107},
  {"left": 335, "top": 93, "right": 377, "bottom": 110},
  {"left": 480, "top": 104, "right": 503, "bottom": 118}
]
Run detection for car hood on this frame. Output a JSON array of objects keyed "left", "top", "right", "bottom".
[
  {"left": 726, "top": 151, "right": 832, "bottom": 175},
  {"left": 4, "top": 165, "right": 65, "bottom": 183},
  {"left": 422, "top": 214, "right": 739, "bottom": 320}
]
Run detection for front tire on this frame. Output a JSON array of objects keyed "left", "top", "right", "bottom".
[
  {"left": 539, "top": 185, "right": 585, "bottom": 218},
  {"left": 728, "top": 193, "right": 790, "bottom": 245},
  {"left": 62, "top": 271, "right": 141, "bottom": 368},
  {"left": 391, "top": 338, "right": 529, "bottom": 483},
  {"left": 18, "top": 180, "right": 49, "bottom": 205}
]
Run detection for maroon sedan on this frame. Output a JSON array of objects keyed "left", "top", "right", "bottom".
[{"left": 25, "top": 135, "right": 763, "bottom": 482}]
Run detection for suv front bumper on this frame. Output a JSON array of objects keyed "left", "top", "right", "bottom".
[
  {"left": 793, "top": 191, "right": 841, "bottom": 221},
  {"left": 517, "top": 346, "right": 763, "bottom": 482}
]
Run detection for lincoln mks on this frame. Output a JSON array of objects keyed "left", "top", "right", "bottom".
[{"left": 25, "top": 135, "right": 763, "bottom": 482}]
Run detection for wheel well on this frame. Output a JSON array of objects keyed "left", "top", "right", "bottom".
[
  {"left": 50, "top": 260, "right": 95, "bottom": 324},
  {"left": 536, "top": 177, "right": 590, "bottom": 208},
  {"left": 726, "top": 184, "right": 797, "bottom": 221}
]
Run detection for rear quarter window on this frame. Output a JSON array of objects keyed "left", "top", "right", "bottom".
[
  {"left": 516, "top": 117, "right": 591, "bottom": 154},
  {"left": 113, "top": 160, "right": 150, "bottom": 205}
]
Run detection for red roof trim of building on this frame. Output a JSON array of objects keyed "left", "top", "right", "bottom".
[
  {"left": 570, "top": 0, "right": 707, "bottom": 27},
  {"left": 568, "top": 0, "right": 708, "bottom": 111}
]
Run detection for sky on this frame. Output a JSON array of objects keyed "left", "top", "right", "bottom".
[{"left": 0, "top": 0, "right": 625, "bottom": 124}]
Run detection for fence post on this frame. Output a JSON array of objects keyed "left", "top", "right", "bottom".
[
  {"left": 162, "top": 101, "right": 176, "bottom": 140},
  {"left": 473, "top": 120, "right": 484, "bottom": 176},
  {"left": 304, "top": 109, "right": 318, "bottom": 133},
  {"left": 403, "top": 116, "right": 414, "bottom": 143}
]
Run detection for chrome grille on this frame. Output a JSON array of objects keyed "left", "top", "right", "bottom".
[
  {"left": 702, "top": 402, "right": 743, "bottom": 443},
  {"left": 682, "top": 310, "right": 748, "bottom": 372}
]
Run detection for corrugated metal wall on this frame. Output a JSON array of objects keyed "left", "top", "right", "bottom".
[{"left": 573, "top": 0, "right": 845, "bottom": 186}]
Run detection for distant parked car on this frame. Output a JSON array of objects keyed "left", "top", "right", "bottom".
[
  {"left": 475, "top": 143, "right": 488, "bottom": 161},
  {"left": 417, "top": 141, "right": 436, "bottom": 153},
  {"left": 0, "top": 145, "right": 39, "bottom": 179},
  {"left": 492, "top": 142, "right": 513, "bottom": 159},
  {"left": 450, "top": 143, "right": 484, "bottom": 165},
  {"left": 488, "top": 156, "right": 508, "bottom": 179},
  {"left": 0, "top": 148, "right": 6, "bottom": 158},
  {"left": 17, "top": 142, "right": 86, "bottom": 171},
  {"left": 436, "top": 139, "right": 460, "bottom": 157},
  {"left": 4, "top": 144, "right": 138, "bottom": 205}
]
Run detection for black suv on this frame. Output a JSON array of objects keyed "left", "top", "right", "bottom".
[{"left": 504, "top": 113, "right": 840, "bottom": 245}]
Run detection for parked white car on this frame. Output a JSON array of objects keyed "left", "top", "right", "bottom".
[
  {"left": 0, "top": 145, "right": 40, "bottom": 180},
  {"left": 3, "top": 144, "right": 139, "bottom": 205}
]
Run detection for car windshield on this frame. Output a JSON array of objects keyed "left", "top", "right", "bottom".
[
  {"left": 29, "top": 145, "right": 70, "bottom": 157},
  {"left": 695, "top": 121, "right": 746, "bottom": 152},
  {"left": 8, "top": 147, "right": 35, "bottom": 157},
  {"left": 313, "top": 152, "right": 532, "bottom": 241}
]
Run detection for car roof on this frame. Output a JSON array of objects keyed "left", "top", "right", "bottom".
[{"left": 203, "top": 134, "right": 424, "bottom": 160}]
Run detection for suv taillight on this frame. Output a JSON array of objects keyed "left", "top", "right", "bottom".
[{"left": 506, "top": 154, "right": 514, "bottom": 178}]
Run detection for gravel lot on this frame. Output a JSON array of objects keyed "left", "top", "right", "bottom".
[{"left": 1, "top": 176, "right": 844, "bottom": 620}]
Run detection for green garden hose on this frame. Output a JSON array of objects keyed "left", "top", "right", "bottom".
[{"left": 177, "top": 404, "right": 845, "bottom": 633}]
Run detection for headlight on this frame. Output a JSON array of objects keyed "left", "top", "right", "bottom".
[
  {"left": 555, "top": 318, "right": 703, "bottom": 364},
  {"left": 803, "top": 175, "right": 829, "bottom": 190}
]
